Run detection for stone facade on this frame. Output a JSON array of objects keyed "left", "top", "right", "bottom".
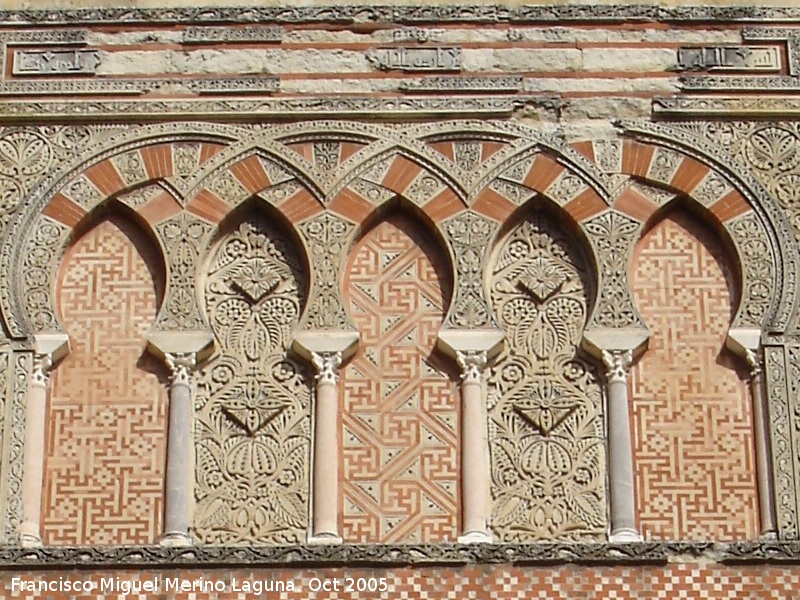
[{"left": 2, "top": 2, "right": 800, "bottom": 598}]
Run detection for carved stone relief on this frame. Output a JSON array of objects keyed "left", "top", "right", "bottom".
[
  {"left": 487, "top": 211, "right": 606, "bottom": 541},
  {"left": 584, "top": 210, "right": 643, "bottom": 329},
  {"left": 20, "top": 215, "right": 70, "bottom": 334},
  {"left": 297, "top": 212, "right": 356, "bottom": 331},
  {"left": 442, "top": 210, "right": 498, "bottom": 329},
  {"left": 194, "top": 214, "right": 311, "bottom": 544},
  {"left": 3, "top": 351, "right": 29, "bottom": 543},
  {"left": 154, "top": 212, "right": 211, "bottom": 332}
]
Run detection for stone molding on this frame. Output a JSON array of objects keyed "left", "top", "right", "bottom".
[
  {"left": 3, "top": 540, "right": 800, "bottom": 567},
  {"left": 5, "top": 5, "right": 800, "bottom": 26}
]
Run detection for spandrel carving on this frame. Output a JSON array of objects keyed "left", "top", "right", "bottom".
[
  {"left": 194, "top": 215, "right": 311, "bottom": 544},
  {"left": 487, "top": 212, "right": 606, "bottom": 541}
]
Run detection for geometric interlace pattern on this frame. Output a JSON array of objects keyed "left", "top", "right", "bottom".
[
  {"left": 342, "top": 211, "right": 458, "bottom": 543},
  {"left": 630, "top": 210, "right": 759, "bottom": 540},
  {"left": 44, "top": 217, "right": 166, "bottom": 544}
]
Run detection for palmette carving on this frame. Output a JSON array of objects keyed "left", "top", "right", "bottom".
[
  {"left": 194, "top": 215, "right": 311, "bottom": 544},
  {"left": 487, "top": 212, "right": 606, "bottom": 541}
]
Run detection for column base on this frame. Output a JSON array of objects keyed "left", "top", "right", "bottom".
[
  {"left": 19, "top": 522, "right": 42, "bottom": 547},
  {"left": 159, "top": 532, "right": 193, "bottom": 547},
  {"left": 307, "top": 534, "right": 343, "bottom": 545},
  {"left": 458, "top": 530, "right": 494, "bottom": 544},
  {"left": 609, "top": 529, "right": 643, "bottom": 543},
  {"left": 760, "top": 530, "right": 778, "bottom": 540}
]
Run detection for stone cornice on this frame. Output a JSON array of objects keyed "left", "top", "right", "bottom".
[{"left": 2, "top": 5, "right": 800, "bottom": 27}]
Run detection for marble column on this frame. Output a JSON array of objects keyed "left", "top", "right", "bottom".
[
  {"left": 602, "top": 349, "right": 642, "bottom": 542},
  {"left": 147, "top": 330, "right": 213, "bottom": 547},
  {"left": 19, "top": 334, "right": 70, "bottom": 547},
  {"left": 456, "top": 350, "right": 493, "bottom": 543},
  {"left": 19, "top": 354, "right": 52, "bottom": 547},
  {"left": 160, "top": 352, "right": 196, "bottom": 546},
  {"left": 310, "top": 351, "right": 343, "bottom": 542},
  {"left": 746, "top": 348, "right": 777, "bottom": 539},
  {"left": 292, "top": 329, "right": 358, "bottom": 545}
]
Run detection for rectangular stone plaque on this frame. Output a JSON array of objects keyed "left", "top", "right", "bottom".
[
  {"left": 367, "top": 47, "right": 461, "bottom": 72},
  {"left": 12, "top": 49, "right": 100, "bottom": 76},
  {"left": 677, "top": 46, "right": 780, "bottom": 71},
  {"left": 183, "top": 26, "right": 282, "bottom": 44}
]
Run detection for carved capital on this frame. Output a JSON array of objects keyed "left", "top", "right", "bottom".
[
  {"left": 165, "top": 352, "right": 196, "bottom": 387},
  {"left": 745, "top": 348, "right": 763, "bottom": 379},
  {"left": 31, "top": 354, "right": 53, "bottom": 389},
  {"left": 602, "top": 350, "right": 633, "bottom": 384},
  {"left": 311, "top": 351, "right": 342, "bottom": 385},
  {"left": 456, "top": 350, "right": 487, "bottom": 384}
]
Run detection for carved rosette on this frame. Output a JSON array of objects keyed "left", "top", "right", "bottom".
[
  {"left": 487, "top": 212, "right": 606, "bottom": 541},
  {"left": 194, "top": 215, "right": 311, "bottom": 544}
]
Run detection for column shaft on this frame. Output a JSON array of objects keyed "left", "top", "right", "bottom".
[
  {"left": 161, "top": 353, "right": 195, "bottom": 546},
  {"left": 748, "top": 351, "right": 776, "bottom": 538},
  {"left": 310, "top": 351, "right": 342, "bottom": 542},
  {"left": 20, "top": 356, "right": 51, "bottom": 546},
  {"left": 457, "top": 351, "right": 492, "bottom": 543},
  {"left": 604, "top": 350, "right": 641, "bottom": 542}
]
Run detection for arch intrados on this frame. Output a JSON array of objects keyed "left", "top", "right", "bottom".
[
  {"left": 197, "top": 196, "right": 312, "bottom": 317},
  {"left": 633, "top": 201, "right": 742, "bottom": 323},
  {"left": 343, "top": 201, "right": 456, "bottom": 318},
  {"left": 55, "top": 202, "right": 167, "bottom": 334}
]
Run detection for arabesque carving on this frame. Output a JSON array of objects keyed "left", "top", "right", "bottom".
[
  {"left": 584, "top": 210, "right": 643, "bottom": 329},
  {"left": 20, "top": 216, "right": 69, "bottom": 334},
  {"left": 194, "top": 215, "right": 311, "bottom": 544},
  {"left": 297, "top": 212, "right": 355, "bottom": 330},
  {"left": 442, "top": 210, "right": 498, "bottom": 329},
  {"left": 487, "top": 211, "right": 606, "bottom": 541},
  {"left": 154, "top": 213, "right": 211, "bottom": 332}
]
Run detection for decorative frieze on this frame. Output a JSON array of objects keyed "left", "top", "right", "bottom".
[
  {"left": 366, "top": 47, "right": 461, "bottom": 71},
  {"left": 652, "top": 95, "right": 800, "bottom": 117},
  {"left": 681, "top": 75, "right": 800, "bottom": 92},
  {"left": 0, "top": 96, "right": 522, "bottom": 122},
  {"left": 12, "top": 49, "right": 100, "bottom": 76},
  {"left": 9, "top": 5, "right": 800, "bottom": 27},
  {"left": 400, "top": 76, "right": 522, "bottom": 93},
  {"left": 676, "top": 47, "right": 780, "bottom": 71},
  {"left": 182, "top": 26, "right": 282, "bottom": 44},
  {"left": 0, "top": 76, "right": 280, "bottom": 96}
]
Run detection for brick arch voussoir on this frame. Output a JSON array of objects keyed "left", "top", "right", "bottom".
[
  {"left": 24, "top": 199, "right": 167, "bottom": 338},
  {"left": 2, "top": 126, "right": 241, "bottom": 339},
  {"left": 615, "top": 139, "right": 774, "bottom": 330}
]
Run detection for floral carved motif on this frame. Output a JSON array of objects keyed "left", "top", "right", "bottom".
[
  {"left": 21, "top": 215, "right": 70, "bottom": 333},
  {"left": 155, "top": 213, "right": 210, "bottom": 331},
  {"left": 487, "top": 212, "right": 606, "bottom": 541},
  {"left": 584, "top": 210, "right": 642, "bottom": 329},
  {"left": 298, "top": 213, "right": 355, "bottom": 330},
  {"left": 442, "top": 210, "right": 498, "bottom": 329},
  {"left": 194, "top": 215, "right": 311, "bottom": 544}
]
